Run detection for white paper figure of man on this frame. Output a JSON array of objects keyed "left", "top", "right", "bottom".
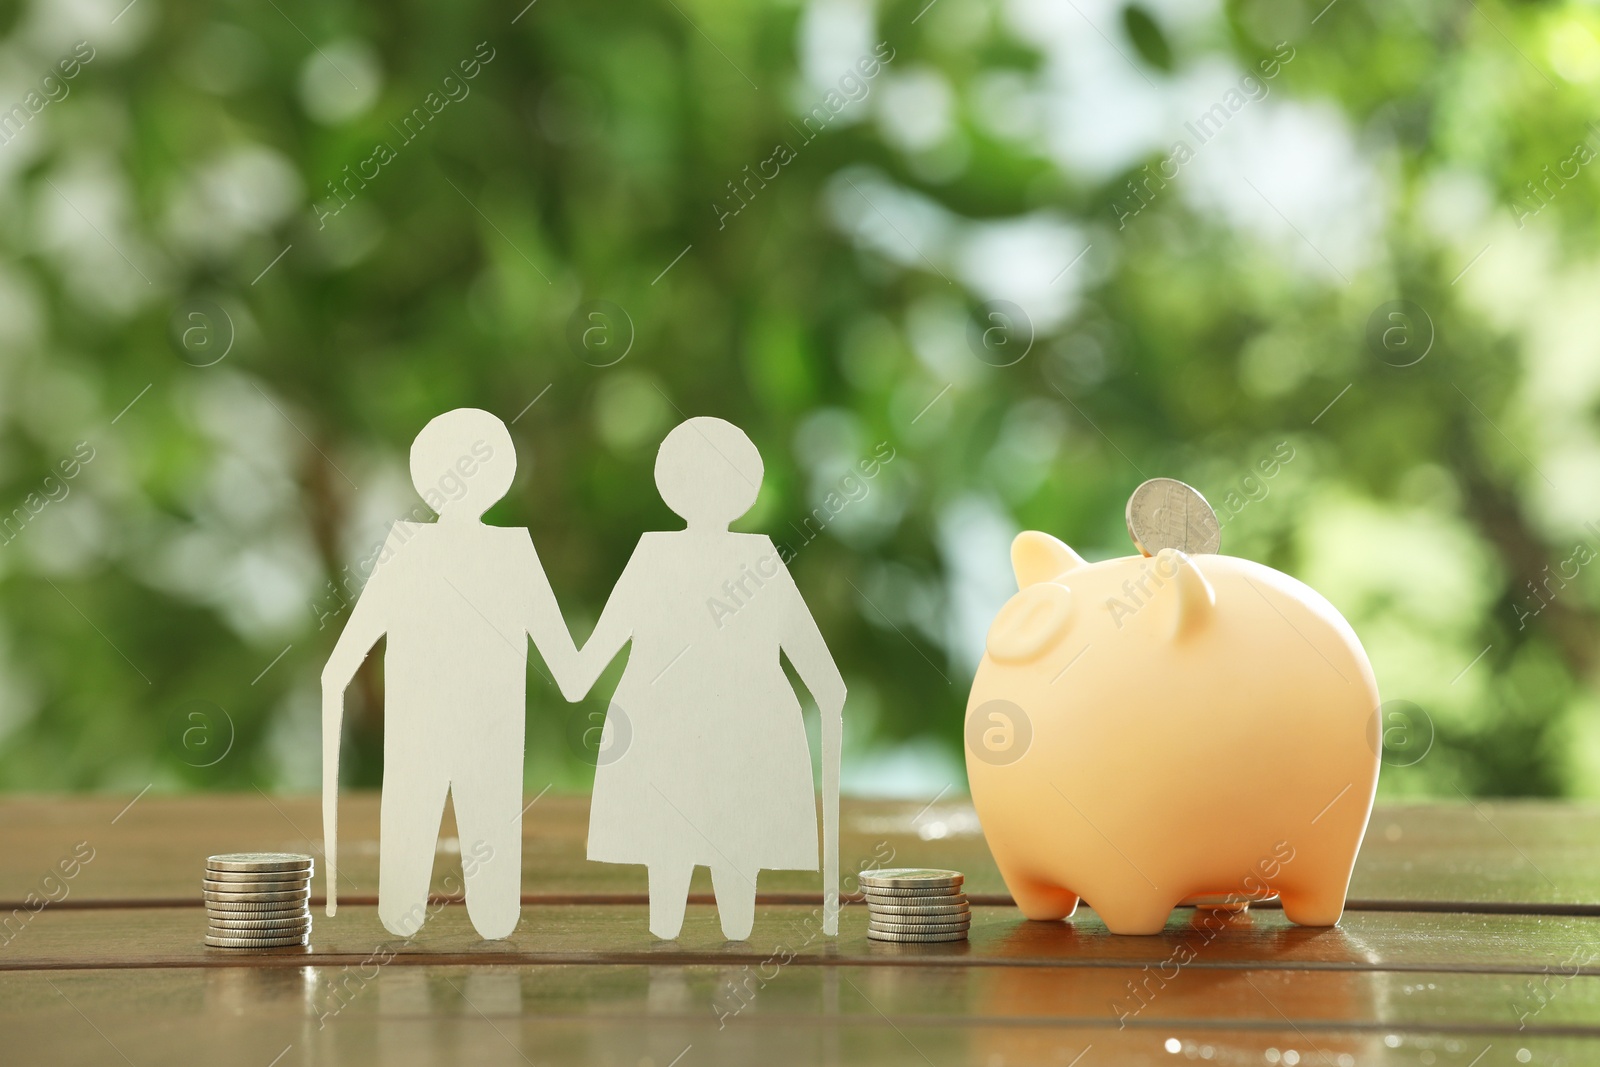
[
  {"left": 568, "top": 417, "right": 847, "bottom": 940},
  {"left": 321, "top": 408, "right": 583, "bottom": 940}
]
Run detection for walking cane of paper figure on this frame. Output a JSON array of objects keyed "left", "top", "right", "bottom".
[
  {"left": 565, "top": 417, "right": 847, "bottom": 940},
  {"left": 321, "top": 408, "right": 586, "bottom": 940}
]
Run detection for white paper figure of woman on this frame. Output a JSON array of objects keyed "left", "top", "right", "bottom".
[
  {"left": 570, "top": 417, "right": 846, "bottom": 940},
  {"left": 321, "top": 408, "right": 584, "bottom": 940}
]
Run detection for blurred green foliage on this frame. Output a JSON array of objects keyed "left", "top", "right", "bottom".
[{"left": 0, "top": 0, "right": 1597, "bottom": 800}]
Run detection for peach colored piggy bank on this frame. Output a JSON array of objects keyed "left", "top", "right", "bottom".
[{"left": 965, "top": 532, "right": 1380, "bottom": 935}]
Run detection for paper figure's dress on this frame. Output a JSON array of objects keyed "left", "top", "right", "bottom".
[{"left": 586, "top": 531, "right": 818, "bottom": 872}]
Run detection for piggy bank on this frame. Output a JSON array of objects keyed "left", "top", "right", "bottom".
[{"left": 965, "top": 532, "right": 1380, "bottom": 935}]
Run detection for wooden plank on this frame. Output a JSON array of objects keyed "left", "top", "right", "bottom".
[
  {"left": 0, "top": 965, "right": 1589, "bottom": 1064},
  {"left": 6, "top": 796, "right": 1597, "bottom": 1063},
  {"left": 0, "top": 792, "right": 993, "bottom": 904},
  {"left": 3, "top": 794, "right": 1597, "bottom": 909},
  {"left": 1354, "top": 801, "right": 1587, "bottom": 904},
  {"left": 12, "top": 957, "right": 1600, "bottom": 1033},
  {"left": 5, "top": 903, "right": 1600, "bottom": 977}
]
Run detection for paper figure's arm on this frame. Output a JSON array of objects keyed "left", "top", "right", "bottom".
[
  {"left": 517, "top": 534, "right": 585, "bottom": 702},
  {"left": 569, "top": 540, "right": 646, "bottom": 697},
  {"left": 320, "top": 528, "right": 401, "bottom": 917},
  {"left": 773, "top": 552, "right": 847, "bottom": 936}
]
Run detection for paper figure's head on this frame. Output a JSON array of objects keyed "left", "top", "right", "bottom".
[
  {"left": 655, "top": 417, "right": 763, "bottom": 529},
  {"left": 410, "top": 408, "right": 516, "bottom": 521}
]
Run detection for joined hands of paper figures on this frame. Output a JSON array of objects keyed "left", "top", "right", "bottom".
[{"left": 321, "top": 409, "right": 845, "bottom": 941}]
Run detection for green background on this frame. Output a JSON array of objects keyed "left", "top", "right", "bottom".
[{"left": 0, "top": 0, "right": 1592, "bottom": 800}]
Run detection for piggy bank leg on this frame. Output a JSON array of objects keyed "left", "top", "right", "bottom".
[
  {"left": 1278, "top": 883, "right": 1347, "bottom": 927},
  {"left": 1275, "top": 821, "right": 1362, "bottom": 926},
  {"left": 1004, "top": 870, "right": 1079, "bottom": 922},
  {"left": 1082, "top": 883, "right": 1177, "bottom": 935}
]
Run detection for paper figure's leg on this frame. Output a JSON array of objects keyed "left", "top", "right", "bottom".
[
  {"left": 710, "top": 864, "right": 758, "bottom": 941},
  {"left": 379, "top": 756, "right": 451, "bottom": 938},
  {"left": 450, "top": 756, "right": 524, "bottom": 941},
  {"left": 648, "top": 863, "right": 694, "bottom": 940}
]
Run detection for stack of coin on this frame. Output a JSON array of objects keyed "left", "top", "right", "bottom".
[
  {"left": 860, "top": 868, "right": 970, "bottom": 943},
  {"left": 204, "top": 853, "right": 314, "bottom": 949}
]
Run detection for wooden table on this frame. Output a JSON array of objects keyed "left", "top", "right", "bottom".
[{"left": 3, "top": 793, "right": 1597, "bottom": 1065}]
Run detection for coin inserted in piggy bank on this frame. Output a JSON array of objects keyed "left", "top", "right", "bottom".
[{"left": 965, "top": 529, "right": 1380, "bottom": 935}]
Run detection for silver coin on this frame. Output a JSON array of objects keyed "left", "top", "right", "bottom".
[
  {"left": 201, "top": 883, "right": 307, "bottom": 902},
  {"left": 211, "top": 927, "right": 310, "bottom": 940},
  {"left": 204, "top": 888, "right": 311, "bottom": 904},
  {"left": 208, "top": 915, "right": 313, "bottom": 931},
  {"left": 869, "top": 923, "right": 972, "bottom": 937},
  {"left": 863, "top": 897, "right": 965, "bottom": 912},
  {"left": 205, "top": 870, "right": 312, "bottom": 884},
  {"left": 205, "top": 932, "right": 310, "bottom": 949},
  {"left": 205, "top": 905, "right": 311, "bottom": 921},
  {"left": 207, "top": 913, "right": 310, "bottom": 926},
  {"left": 205, "top": 883, "right": 310, "bottom": 897},
  {"left": 201, "top": 870, "right": 310, "bottom": 883},
  {"left": 870, "top": 918, "right": 972, "bottom": 933},
  {"left": 206, "top": 915, "right": 308, "bottom": 927},
  {"left": 858, "top": 868, "right": 963, "bottom": 890},
  {"left": 207, "top": 916, "right": 310, "bottom": 928},
  {"left": 207, "top": 853, "right": 315, "bottom": 874},
  {"left": 867, "top": 928, "right": 969, "bottom": 943},
  {"left": 203, "top": 877, "right": 308, "bottom": 893},
  {"left": 205, "top": 899, "right": 312, "bottom": 914},
  {"left": 861, "top": 888, "right": 965, "bottom": 903},
  {"left": 865, "top": 901, "right": 971, "bottom": 917},
  {"left": 207, "top": 906, "right": 310, "bottom": 919},
  {"left": 1125, "top": 478, "right": 1221, "bottom": 557}
]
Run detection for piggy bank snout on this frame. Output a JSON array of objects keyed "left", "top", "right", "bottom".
[{"left": 987, "top": 582, "right": 1073, "bottom": 663}]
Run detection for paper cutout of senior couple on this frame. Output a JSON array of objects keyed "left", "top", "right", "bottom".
[{"left": 321, "top": 409, "right": 846, "bottom": 941}]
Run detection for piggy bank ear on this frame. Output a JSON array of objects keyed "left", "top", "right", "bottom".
[
  {"left": 1012, "top": 532, "right": 1087, "bottom": 588},
  {"left": 1148, "top": 549, "right": 1215, "bottom": 641},
  {"left": 988, "top": 583, "right": 1073, "bottom": 663}
]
